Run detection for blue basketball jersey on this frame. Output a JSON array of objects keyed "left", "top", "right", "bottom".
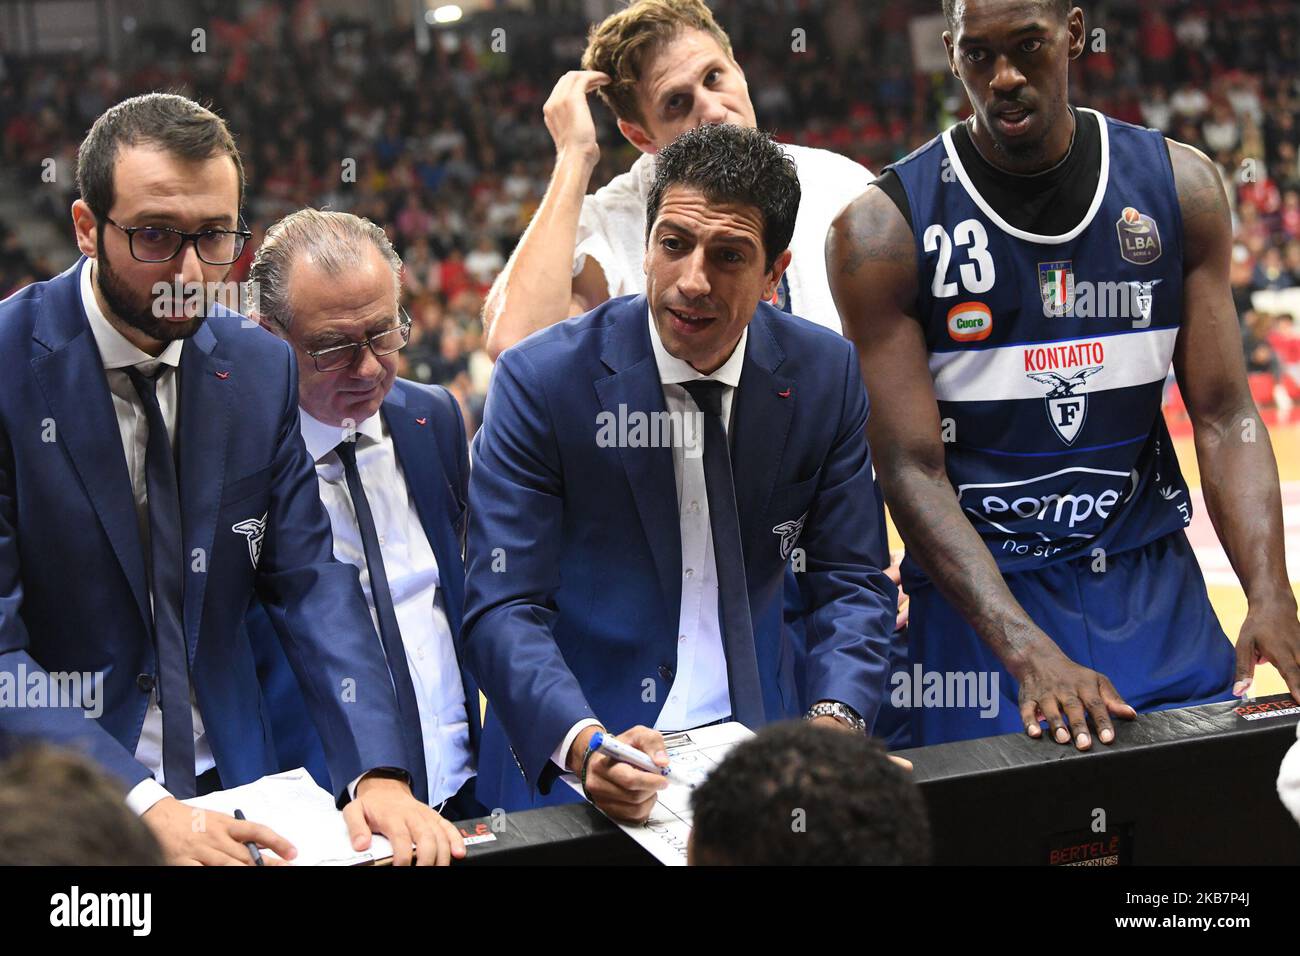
[{"left": 888, "top": 109, "right": 1191, "bottom": 580}]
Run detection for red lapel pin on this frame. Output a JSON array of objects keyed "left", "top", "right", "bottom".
[
  {"left": 777, "top": 388, "right": 791, "bottom": 398},
  {"left": 215, "top": 370, "right": 231, "bottom": 380},
  {"left": 415, "top": 417, "right": 428, "bottom": 426}
]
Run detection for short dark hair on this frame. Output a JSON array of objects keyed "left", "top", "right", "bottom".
[
  {"left": 0, "top": 745, "right": 165, "bottom": 865},
  {"left": 76, "top": 92, "right": 244, "bottom": 219},
  {"left": 690, "top": 721, "right": 931, "bottom": 865},
  {"left": 942, "top": 0, "right": 1071, "bottom": 32},
  {"left": 645, "top": 124, "right": 800, "bottom": 272}
]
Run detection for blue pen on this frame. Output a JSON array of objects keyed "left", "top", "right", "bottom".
[{"left": 588, "top": 731, "right": 693, "bottom": 787}]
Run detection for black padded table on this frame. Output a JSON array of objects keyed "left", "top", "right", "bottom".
[{"left": 451, "top": 694, "right": 1300, "bottom": 865}]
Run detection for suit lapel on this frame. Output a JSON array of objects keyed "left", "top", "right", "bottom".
[
  {"left": 177, "top": 323, "right": 234, "bottom": 660},
  {"left": 382, "top": 384, "right": 465, "bottom": 637},
  {"left": 593, "top": 299, "right": 682, "bottom": 617},
  {"left": 381, "top": 382, "right": 481, "bottom": 743},
  {"left": 730, "top": 309, "right": 794, "bottom": 570},
  {"left": 29, "top": 262, "right": 152, "bottom": 632}
]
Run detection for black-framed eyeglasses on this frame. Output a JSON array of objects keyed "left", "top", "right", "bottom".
[
  {"left": 307, "top": 312, "right": 413, "bottom": 372},
  {"left": 104, "top": 216, "right": 252, "bottom": 265}
]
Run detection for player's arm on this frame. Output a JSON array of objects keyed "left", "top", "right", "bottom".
[
  {"left": 1168, "top": 138, "right": 1300, "bottom": 700},
  {"left": 482, "top": 71, "right": 612, "bottom": 360},
  {"left": 826, "top": 185, "right": 1135, "bottom": 749}
]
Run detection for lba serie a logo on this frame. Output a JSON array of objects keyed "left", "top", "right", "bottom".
[{"left": 1116, "top": 206, "right": 1162, "bottom": 265}]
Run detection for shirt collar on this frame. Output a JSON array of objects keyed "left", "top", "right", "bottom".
[
  {"left": 634, "top": 152, "right": 657, "bottom": 198},
  {"left": 646, "top": 304, "right": 747, "bottom": 389},
  {"left": 80, "top": 258, "right": 184, "bottom": 371},
  {"left": 299, "top": 405, "right": 386, "bottom": 463}
]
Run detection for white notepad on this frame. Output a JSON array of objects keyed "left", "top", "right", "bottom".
[
  {"left": 564, "top": 721, "right": 754, "bottom": 866},
  {"left": 183, "top": 768, "right": 393, "bottom": 866}
]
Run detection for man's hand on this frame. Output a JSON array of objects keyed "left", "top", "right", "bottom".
[
  {"left": 806, "top": 714, "right": 914, "bottom": 770},
  {"left": 1013, "top": 639, "right": 1136, "bottom": 749},
  {"left": 143, "top": 796, "right": 295, "bottom": 866},
  {"left": 343, "top": 775, "right": 466, "bottom": 867},
  {"left": 542, "top": 70, "right": 610, "bottom": 161},
  {"left": 1234, "top": 598, "right": 1300, "bottom": 701},
  {"left": 885, "top": 556, "right": 910, "bottom": 631},
  {"left": 808, "top": 715, "right": 846, "bottom": 732},
  {"left": 570, "top": 724, "right": 669, "bottom": 824}
]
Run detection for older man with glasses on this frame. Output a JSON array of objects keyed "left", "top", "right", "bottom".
[{"left": 245, "top": 208, "right": 487, "bottom": 825}]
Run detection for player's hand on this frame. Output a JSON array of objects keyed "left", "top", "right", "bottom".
[
  {"left": 1234, "top": 600, "right": 1300, "bottom": 702},
  {"left": 570, "top": 724, "right": 669, "bottom": 824},
  {"left": 542, "top": 70, "right": 610, "bottom": 161},
  {"left": 1013, "top": 643, "right": 1136, "bottom": 750},
  {"left": 343, "top": 775, "right": 466, "bottom": 866},
  {"left": 143, "top": 796, "right": 295, "bottom": 866},
  {"left": 885, "top": 556, "right": 910, "bottom": 631}
]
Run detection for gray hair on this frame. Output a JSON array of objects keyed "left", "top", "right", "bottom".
[{"left": 246, "top": 208, "right": 401, "bottom": 330}]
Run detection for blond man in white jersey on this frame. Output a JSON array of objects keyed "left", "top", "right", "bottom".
[{"left": 482, "top": 0, "right": 875, "bottom": 357}]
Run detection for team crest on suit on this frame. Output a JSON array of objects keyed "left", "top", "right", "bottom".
[
  {"left": 773, "top": 512, "right": 808, "bottom": 561},
  {"left": 232, "top": 513, "right": 267, "bottom": 569}
]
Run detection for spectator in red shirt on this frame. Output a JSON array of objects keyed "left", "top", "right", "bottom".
[
  {"left": 439, "top": 247, "right": 471, "bottom": 302},
  {"left": 1282, "top": 190, "right": 1300, "bottom": 241}
]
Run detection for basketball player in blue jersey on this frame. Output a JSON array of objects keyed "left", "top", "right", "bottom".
[{"left": 827, "top": 0, "right": 1300, "bottom": 750}]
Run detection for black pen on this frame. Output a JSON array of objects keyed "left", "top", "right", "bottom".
[{"left": 233, "top": 809, "right": 265, "bottom": 866}]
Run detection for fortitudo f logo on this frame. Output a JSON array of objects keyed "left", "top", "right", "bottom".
[{"left": 1027, "top": 366, "right": 1103, "bottom": 445}]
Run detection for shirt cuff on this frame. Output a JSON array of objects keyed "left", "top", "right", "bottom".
[
  {"left": 348, "top": 767, "right": 412, "bottom": 803},
  {"left": 125, "top": 778, "right": 171, "bottom": 817},
  {"left": 552, "top": 718, "right": 603, "bottom": 773}
]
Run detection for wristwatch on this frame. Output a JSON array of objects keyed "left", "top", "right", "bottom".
[{"left": 805, "top": 700, "right": 867, "bottom": 733}]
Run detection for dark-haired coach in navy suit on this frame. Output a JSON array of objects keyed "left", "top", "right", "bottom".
[
  {"left": 464, "top": 124, "right": 896, "bottom": 819},
  {"left": 0, "top": 94, "right": 463, "bottom": 866}
]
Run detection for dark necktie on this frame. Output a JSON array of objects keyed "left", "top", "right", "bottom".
[
  {"left": 124, "top": 365, "right": 196, "bottom": 799},
  {"left": 681, "top": 380, "right": 765, "bottom": 728},
  {"left": 334, "top": 439, "right": 429, "bottom": 803}
]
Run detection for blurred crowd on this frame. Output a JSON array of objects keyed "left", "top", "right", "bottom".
[
  {"left": 1, "top": 0, "right": 1298, "bottom": 430},
  {"left": 0, "top": 219, "right": 44, "bottom": 302}
]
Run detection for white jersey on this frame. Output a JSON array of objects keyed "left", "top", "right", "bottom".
[{"left": 572, "top": 142, "right": 873, "bottom": 332}]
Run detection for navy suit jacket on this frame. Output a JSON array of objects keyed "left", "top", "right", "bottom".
[
  {"left": 248, "top": 378, "right": 482, "bottom": 802},
  {"left": 463, "top": 294, "right": 895, "bottom": 811},
  {"left": 0, "top": 260, "right": 411, "bottom": 802}
]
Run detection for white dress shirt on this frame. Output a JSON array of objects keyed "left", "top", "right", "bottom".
[
  {"left": 78, "top": 259, "right": 215, "bottom": 817},
  {"left": 299, "top": 408, "right": 475, "bottom": 807},
  {"left": 552, "top": 309, "right": 747, "bottom": 769}
]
